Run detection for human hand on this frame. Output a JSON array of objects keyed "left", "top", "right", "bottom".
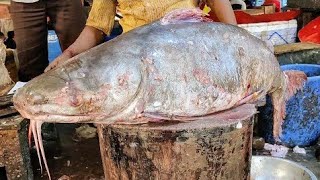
[
  {"left": 45, "top": 26, "right": 104, "bottom": 73},
  {"left": 44, "top": 50, "right": 73, "bottom": 72}
]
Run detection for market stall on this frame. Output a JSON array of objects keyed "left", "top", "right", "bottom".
[{"left": 0, "top": 0, "right": 320, "bottom": 179}]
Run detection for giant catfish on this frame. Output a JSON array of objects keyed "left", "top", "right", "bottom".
[{"left": 13, "top": 8, "right": 306, "bottom": 179}]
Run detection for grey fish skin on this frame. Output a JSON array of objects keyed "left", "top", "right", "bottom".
[
  {"left": 14, "top": 21, "right": 281, "bottom": 123},
  {"left": 13, "top": 10, "right": 307, "bottom": 179}
]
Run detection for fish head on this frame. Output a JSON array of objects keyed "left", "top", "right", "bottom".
[{"left": 13, "top": 57, "right": 142, "bottom": 123}]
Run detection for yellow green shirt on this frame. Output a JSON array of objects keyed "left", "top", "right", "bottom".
[{"left": 86, "top": 0, "right": 199, "bottom": 35}]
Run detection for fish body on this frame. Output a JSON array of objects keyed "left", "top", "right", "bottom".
[
  {"left": 13, "top": 9, "right": 306, "bottom": 179},
  {"left": 14, "top": 21, "right": 282, "bottom": 123}
]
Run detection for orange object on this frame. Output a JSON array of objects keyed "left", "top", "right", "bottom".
[{"left": 298, "top": 17, "right": 320, "bottom": 44}]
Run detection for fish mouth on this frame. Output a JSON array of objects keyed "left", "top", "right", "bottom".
[
  {"left": 15, "top": 104, "right": 105, "bottom": 123},
  {"left": 14, "top": 100, "right": 105, "bottom": 123}
]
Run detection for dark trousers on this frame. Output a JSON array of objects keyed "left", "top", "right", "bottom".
[{"left": 10, "top": 0, "right": 86, "bottom": 82}]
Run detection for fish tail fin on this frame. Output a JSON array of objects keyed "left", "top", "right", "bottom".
[
  {"left": 161, "top": 8, "right": 213, "bottom": 25},
  {"left": 283, "top": 70, "right": 307, "bottom": 100}
]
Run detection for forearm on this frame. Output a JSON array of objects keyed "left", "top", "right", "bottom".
[
  {"left": 45, "top": 0, "right": 116, "bottom": 72},
  {"left": 207, "top": 0, "right": 237, "bottom": 25},
  {"left": 63, "top": 0, "right": 116, "bottom": 57},
  {"left": 64, "top": 26, "right": 104, "bottom": 57}
]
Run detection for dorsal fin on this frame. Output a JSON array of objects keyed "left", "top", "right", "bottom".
[{"left": 161, "top": 8, "right": 214, "bottom": 25}]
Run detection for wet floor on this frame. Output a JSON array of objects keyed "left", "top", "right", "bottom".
[{"left": 32, "top": 124, "right": 104, "bottom": 180}]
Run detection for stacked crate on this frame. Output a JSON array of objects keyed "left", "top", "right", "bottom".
[{"left": 238, "top": 20, "right": 298, "bottom": 45}]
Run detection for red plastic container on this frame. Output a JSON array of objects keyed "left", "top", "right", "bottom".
[{"left": 298, "top": 17, "right": 320, "bottom": 44}]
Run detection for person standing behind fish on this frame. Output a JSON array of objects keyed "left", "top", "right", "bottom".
[
  {"left": 10, "top": 0, "right": 86, "bottom": 82},
  {"left": 46, "top": 0, "right": 237, "bottom": 72}
]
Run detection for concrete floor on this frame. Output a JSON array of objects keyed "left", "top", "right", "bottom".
[{"left": 32, "top": 124, "right": 104, "bottom": 180}]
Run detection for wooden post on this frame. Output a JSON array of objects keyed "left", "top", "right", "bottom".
[{"left": 98, "top": 104, "right": 255, "bottom": 180}]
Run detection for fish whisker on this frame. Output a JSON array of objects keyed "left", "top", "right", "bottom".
[
  {"left": 31, "top": 120, "right": 43, "bottom": 173},
  {"left": 36, "top": 121, "right": 51, "bottom": 180}
]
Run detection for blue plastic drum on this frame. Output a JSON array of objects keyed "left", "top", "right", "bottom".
[{"left": 258, "top": 64, "right": 320, "bottom": 147}]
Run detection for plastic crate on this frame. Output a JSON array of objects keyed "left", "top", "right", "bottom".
[{"left": 238, "top": 19, "right": 297, "bottom": 45}]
